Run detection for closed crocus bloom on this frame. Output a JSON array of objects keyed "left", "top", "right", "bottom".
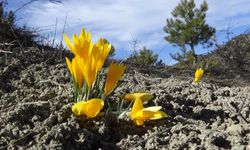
[
  {"left": 66, "top": 56, "right": 84, "bottom": 88},
  {"left": 90, "top": 38, "right": 111, "bottom": 73},
  {"left": 96, "top": 39, "right": 111, "bottom": 72},
  {"left": 105, "top": 63, "right": 126, "bottom": 96},
  {"left": 79, "top": 28, "right": 91, "bottom": 42},
  {"left": 79, "top": 55, "right": 98, "bottom": 89},
  {"left": 124, "top": 92, "right": 154, "bottom": 102},
  {"left": 130, "top": 98, "right": 167, "bottom": 126},
  {"left": 194, "top": 68, "right": 204, "bottom": 83},
  {"left": 72, "top": 33, "right": 92, "bottom": 59},
  {"left": 71, "top": 98, "right": 104, "bottom": 118},
  {"left": 63, "top": 28, "right": 92, "bottom": 58}
]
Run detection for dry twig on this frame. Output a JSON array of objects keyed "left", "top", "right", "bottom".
[
  {"left": 0, "top": 49, "right": 12, "bottom": 54},
  {"left": 225, "top": 101, "right": 249, "bottom": 124}
]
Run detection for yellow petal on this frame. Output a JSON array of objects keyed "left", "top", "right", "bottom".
[
  {"left": 95, "top": 41, "right": 112, "bottom": 72},
  {"left": 131, "top": 98, "right": 143, "bottom": 119},
  {"left": 134, "top": 110, "right": 154, "bottom": 119},
  {"left": 66, "top": 57, "right": 73, "bottom": 76},
  {"left": 72, "top": 56, "right": 84, "bottom": 88},
  {"left": 124, "top": 92, "right": 154, "bottom": 102},
  {"left": 78, "top": 56, "right": 97, "bottom": 88},
  {"left": 72, "top": 34, "right": 78, "bottom": 45},
  {"left": 148, "top": 111, "right": 167, "bottom": 120},
  {"left": 80, "top": 28, "right": 87, "bottom": 39},
  {"left": 66, "top": 56, "right": 84, "bottom": 88},
  {"left": 132, "top": 110, "right": 167, "bottom": 126},
  {"left": 63, "top": 34, "right": 75, "bottom": 54},
  {"left": 81, "top": 40, "right": 92, "bottom": 59},
  {"left": 142, "top": 106, "right": 162, "bottom": 112},
  {"left": 86, "top": 31, "right": 91, "bottom": 41},
  {"left": 105, "top": 63, "right": 126, "bottom": 95},
  {"left": 135, "top": 118, "right": 144, "bottom": 126},
  {"left": 71, "top": 98, "right": 104, "bottom": 118},
  {"left": 132, "top": 110, "right": 154, "bottom": 126}
]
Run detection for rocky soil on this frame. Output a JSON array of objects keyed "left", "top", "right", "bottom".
[{"left": 0, "top": 47, "right": 249, "bottom": 150}]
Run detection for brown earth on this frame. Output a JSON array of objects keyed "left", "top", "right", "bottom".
[{"left": 0, "top": 47, "right": 249, "bottom": 150}]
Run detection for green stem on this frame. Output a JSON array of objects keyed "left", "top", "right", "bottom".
[
  {"left": 73, "top": 80, "right": 78, "bottom": 102},
  {"left": 126, "top": 100, "right": 134, "bottom": 110},
  {"left": 81, "top": 83, "right": 88, "bottom": 101},
  {"left": 106, "top": 101, "right": 112, "bottom": 115},
  {"left": 120, "top": 99, "right": 124, "bottom": 111},
  {"left": 86, "top": 87, "right": 91, "bottom": 100},
  {"left": 117, "top": 98, "right": 121, "bottom": 114}
]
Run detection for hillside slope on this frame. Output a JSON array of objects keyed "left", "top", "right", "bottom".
[{"left": 0, "top": 47, "right": 249, "bottom": 149}]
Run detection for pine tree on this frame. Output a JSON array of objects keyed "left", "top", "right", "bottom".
[
  {"left": 164, "top": 0, "right": 215, "bottom": 62},
  {"left": 128, "top": 47, "right": 158, "bottom": 65}
]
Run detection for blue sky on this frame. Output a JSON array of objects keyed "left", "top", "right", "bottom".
[{"left": 5, "top": 0, "right": 250, "bottom": 64}]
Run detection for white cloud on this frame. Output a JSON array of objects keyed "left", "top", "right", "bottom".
[
  {"left": 20, "top": 0, "right": 179, "bottom": 50},
  {"left": 10, "top": 0, "right": 250, "bottom": 62},
  {"left": 206, "top": 0, "right": 250, "bottom": 29}
]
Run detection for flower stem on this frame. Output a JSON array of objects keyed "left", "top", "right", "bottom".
[{"left": 73, "top": 80, "right": 78, "bottom": 102}]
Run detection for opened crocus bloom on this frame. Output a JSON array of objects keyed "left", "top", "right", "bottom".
[
  {"left": 130, "top": 97, "right": 167, "bottom": 126},
  {"left": 194, "top": 68, "right": 204, "bottom": 83},
  {"left": 124, "top": 92, "right": 154, "bottom": 102},
  {"left": 105, "top": 63, "right": 126, "bottom": 95},
  {"left": 66, "top": 56, "right": 84, "bottom": 88},
  {"left": 72, "top": 98, "right": 104, "bottom": 118}
]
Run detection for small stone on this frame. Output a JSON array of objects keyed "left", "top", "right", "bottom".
[{"left": 226, "top": 124, "right": 244, "bottom": 135}]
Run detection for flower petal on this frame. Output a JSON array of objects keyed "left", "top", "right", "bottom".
[
  {"left": 142, "top": 106, "right": 162, "bottom": 112},
  {"left": 71, "top": 98, "right": 104, "bottom": 118},
  {"left": 79, "top": 55, "right": 98, "bottom": 88},
  {"left": 135, "top": 118, "right": 144, "bottom": 126},
  {"left": 131, "top": 98, "right": 143, "bottom": 119},
  {"left": 124, "top": 92, "right": 154, "bottom": 102},
  {"left": 148, "top": 111, "right": 167, "bottom": 120},
  {"left": 66, "top": 57, "right": 73, "bottom": 76},
  {"left": 72, "top": 56, "right": 84, "bottom": 88},
  {"left": 63, "top": 34, "right": 75, "bottom": 54},
  {"left": 105, "top": 63, "right": 126, "bottom": 95}
]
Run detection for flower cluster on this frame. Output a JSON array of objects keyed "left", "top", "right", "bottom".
[
  {"left": 64, "top": 28, "right": 125, "bottom": 118},
  {"left": 64, "top": 28, "right": 167, "bottom": 126}
]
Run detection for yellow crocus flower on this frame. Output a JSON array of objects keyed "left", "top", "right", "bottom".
[
  {"left": 194, "top": 68, "right": 204, "bottom": 83},
  {"left": 130, "top": 98, "right": 167, "bottom": 126},
  {"left": 66, "top": 56, "right": 84, "bottom": 88},
  {"left": 63, "top": 28, "right": 92, "bottom": 58},
  {"left": 105, "top": 63, "right": 126, "bottom": 95},
  {"left": 64, "top": 28, "right": 112, "bottom": 89},
  {"left": 71, "top": 98, "right": 104, "bottom": 118},
  {"left": 78, "top": 54, "right": 98, "bottom": 89},
  {"left": 124, "top": 92, "right": 154, "bottom": 102},
  {"left": 95, "top": 39, "right": 112, "bottom": 72}
]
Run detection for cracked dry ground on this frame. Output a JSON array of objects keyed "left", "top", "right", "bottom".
[{"left": 0, "top": 48, "right": 249, "bottom": 150}]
